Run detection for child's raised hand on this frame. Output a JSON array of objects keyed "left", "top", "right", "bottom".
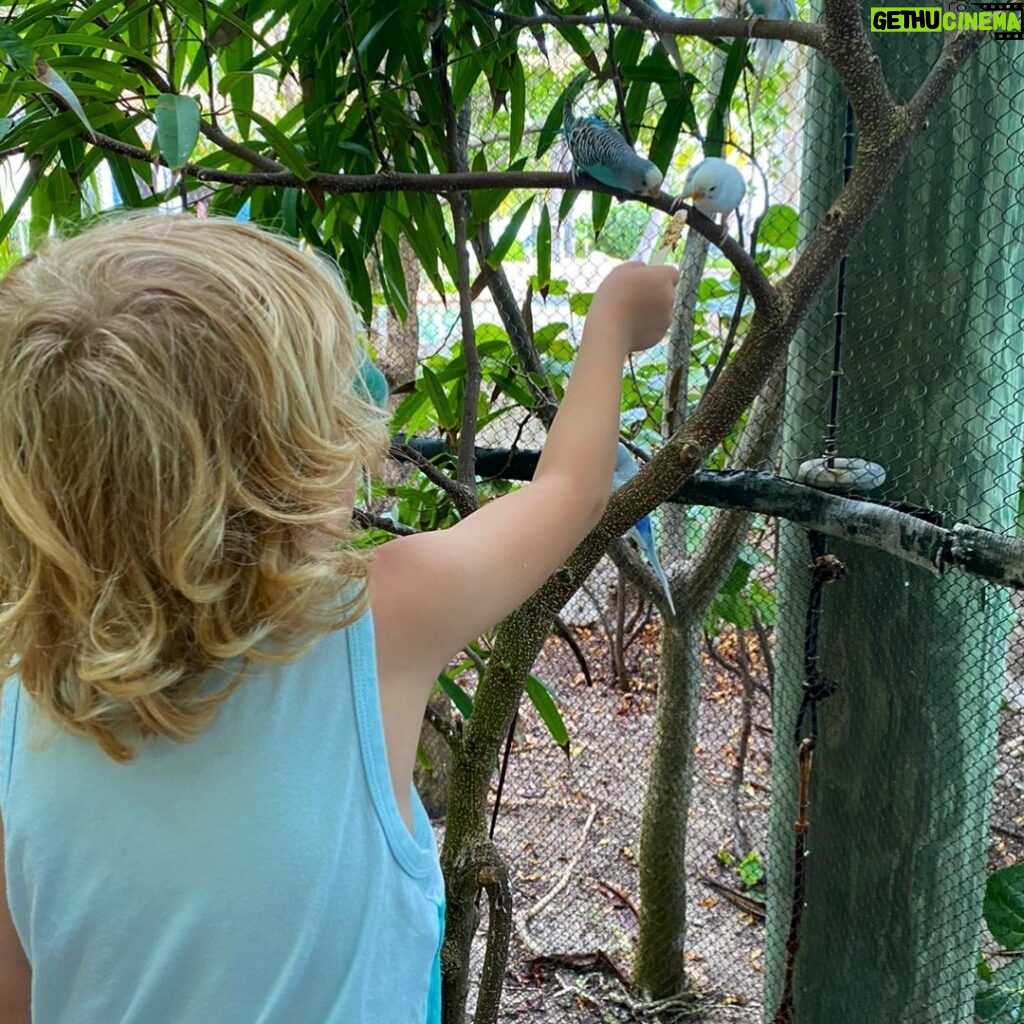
[{"left": 587, "top": 262, "right": 679, "bottom": 354}]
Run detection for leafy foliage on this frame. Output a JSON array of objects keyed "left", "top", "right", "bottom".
[{"left": 976, "top": 864, "right": 1024, "bottom": 1021}]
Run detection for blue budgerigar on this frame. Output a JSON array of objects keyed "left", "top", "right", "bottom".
[
  {"left": 747, "top": 0, "right": 797, "bottom": 105},
  {"left": 563, "top": 102, "right": 664, "bottom": 198},
  {"left": 613, "top": 444, "right": 676, "bottom": 616}
]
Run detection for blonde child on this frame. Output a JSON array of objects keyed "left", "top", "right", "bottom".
[{"left": 0, "top": 213, "right": 677, "bottom": 1023}]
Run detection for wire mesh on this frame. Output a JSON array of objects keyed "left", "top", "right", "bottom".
[{"left": 2, "top": 3, "right": 1023, "bottom": 1021}]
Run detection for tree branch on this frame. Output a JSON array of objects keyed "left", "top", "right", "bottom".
[
  {"left": 432, "top": 32, "right": 481, "bottom": 492},
  {"left": 465, "top": 0, "right": 825, "bottom": 49},
  {"left": 471, "top": 224, "right": 559, "bottom": 429},
  {"left": 337, "top": 0, "right": 390, "bottom": 170},
  {"left": 352, "top": 508, "right": 417, "bottom": 536},
  {"left": 389, "top": 442, "right": 478, "bottom": 518},
  {"left": 75, "top": 125, "right": 779, "bottom": 311}
]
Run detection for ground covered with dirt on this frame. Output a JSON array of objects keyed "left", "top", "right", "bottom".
[{"left": 434, "top": 613, "right": 1024, "bottom": 1024}]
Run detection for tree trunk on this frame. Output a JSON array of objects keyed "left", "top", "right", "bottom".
[
  {"left": 635, "top": 612, "right": 703, "bottom": 996},
  {"left": 765, "top": 36, "right": 1024, "bottom": 1024}
]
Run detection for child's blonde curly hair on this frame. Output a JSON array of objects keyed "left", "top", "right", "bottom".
[{"left": 0, "top": 212, "right": 391, "bottom": 761}]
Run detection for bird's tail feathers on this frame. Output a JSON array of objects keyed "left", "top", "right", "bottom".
[
  {"left": 562, "top": 100, "right": 576, "bottom": 138},
  {"left": 649, "top": 556, "right": 677, "bottom": 616}
]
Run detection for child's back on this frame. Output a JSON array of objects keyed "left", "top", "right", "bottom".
[
  {"left": 1, "top": 617, "right": 443, "bottom": 1023},
  {"left": 0, "top": 212, "right": 677, "bottom": 1023}
]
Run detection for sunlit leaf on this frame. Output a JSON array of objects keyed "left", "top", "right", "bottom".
[
  {"left": 34, "top": 58, "right": 94, "bottom": 137},
  {"left": 154, "top": 93, "right": 201, "bottom": 170},
  {"left": 758, "top": 204, "right": 799, "bottom": 249},
  {"left": 486, "top": 196, "right": 533, "bottom": 269},
  {"left": 525, "top": 675, "right": 569, "bottom": 756}
]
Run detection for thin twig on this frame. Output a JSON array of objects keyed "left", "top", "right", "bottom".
[
  {"left": 389, "top": 441, "right": 477, "bottom": 518},
  {"left": 595, "top": 878, "right": 640, "bottom": 922},
  {"left": 352, "top": 508, "right": 417, "bottom": 535},
  {"left": 337, "top": 0, "right": 390, "bottom": 170},
  {"left": 600, "top": 0, "right": 633, "bottom": 147},
  {"left": 424, "top": 703, "right": 458, "bottom": 747},
  {"left": 198, "top": 0, "right": 219, "bottom": 131},
  {"left": 517, "top": 802, "right": 599, "bottom": 954}
]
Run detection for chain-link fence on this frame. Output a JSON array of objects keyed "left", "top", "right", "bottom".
[
  {"left": 368, "top": 23, "right": 1024, "bottom": 1024},
  {"left": 2, "top": 5, "right": 1022, "bottom": 1021}
]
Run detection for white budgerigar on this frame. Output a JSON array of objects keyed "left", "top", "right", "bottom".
[
  {"left": 613, "top": 444, "right": 676, "bottom": 616},
  {"left": 680, "top": 157, "right": 746, "bottom": 217}
]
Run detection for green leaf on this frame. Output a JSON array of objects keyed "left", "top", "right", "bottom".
[
  {"left": 591, "top": 190, "right": 612, "bottom": 240},
  {"left": 420, "top": 365, "right": 458, "bottom": 430},
  {"left": 29, "top": 171, "right": 53, "bottom": 249},
  {"left": 487, "top": 371, "right": 535, "bottom": 408},
  {"left": 508, "top": 56, "right": 526, "bottom": 162},
  {"left": 569, "top": 292, "right": 593, "bottom": 317},
  {"left": 648, "top": 83, "right": 692, "bottom": 175},
  {"left": 758, "top": 204, "right": 799, "bottom": 249},
  {"left": 533, "top": 322, "right": 568, "bottom": 352},
  {"left": 707, "top": 592, "right": 754, "bottom": 630},
  {"left": 0, "top": 24, "right": 33, "bottom": 69},
  {"left": 737, "top": 850, "right": 765, "bottom": 888},
  {"left": 985, "top": 863, "right": 1024, "bottom": 950},
  {"left": 154, "top": 93, "right": 201, "bottom": 170},
  {"left": 379, "top": 231, "right": 409, "bottom": 320},
  {"left": 976, "top": 957, "right": 1024, "bottom": 1022},
  {"left": 525, "top": 675, "right": 569, "bottom": 756},
  {"left": 452, "top": 54, "right": 483, "bottom": 111},
  {"left": 0, "top": 117, "right": 13, "bottom": 144},
  {"left": 536, "top": 202, "right": 551, "bottom": 295},
  {"left": 106, "top": 152, "right": 144, "bottom": 207},
  {"left": 486, "top": 196, "right": 533, "bottom": 269},
  {"left": 438, "top": 671, "right": 474, "bottom": 719},
  {"left": 536, "top": 70, "right": 588, "bottom": 160},
  {"left": 721, "top": 557, "right": 754, "bottom": 596},
  {"left": 357, "top": 10, "right": 397, "bottom": 57},
  {"left": 44, "top": 32, "right": 152, "bottom": 63},
  {"left": 243, "top": 108, "right": 315, "bottom": 180},
  {"left": 748, "top": 580, "right": 777, "bottom": 626},
  {"left": 705, "top": 38, "right": 746, "bottom": 158},
  {"left": 34, "top": 58, "right": 94, "bottom": 137}
]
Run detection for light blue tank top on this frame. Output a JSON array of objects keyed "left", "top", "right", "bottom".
[{"left": 0, "top": 608, "right": 444, "bottom": 1024}]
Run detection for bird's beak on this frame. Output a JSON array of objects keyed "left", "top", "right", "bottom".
[{"left": 691, "top": 189, "right": 704, "bottom": 202}]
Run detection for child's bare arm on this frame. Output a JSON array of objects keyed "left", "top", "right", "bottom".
[
  {"left": 0, "top": 817, "right": 31, "bottom": 1024},
  {"left": 370, "top": 263, "right": 678, "bottom": 693}
]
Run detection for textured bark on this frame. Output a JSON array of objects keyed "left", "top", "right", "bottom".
[
  {"left": 438, "top": 15, "right": 984, "bottom": 1020},
  {"left": 635, "top": 613, "right": 703, "bottom": 996},
  {"left": 765, "top": 35, "right": 1024, "bottom": 1024},
  {"left": 635, "top": 362, "right": 784, "bottom": 997}
]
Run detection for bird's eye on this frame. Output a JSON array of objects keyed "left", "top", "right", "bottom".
[{"left": 709, "top": 185, "right": 717, "bottom": 193}]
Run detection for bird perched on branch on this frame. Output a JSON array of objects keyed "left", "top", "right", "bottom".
[
  {"left": 613, "top": 444, "right": 676, "bottom": 616},
  {"left": 679, "top": 157, "right": 746, "bottom": 217},
  {"left": 563, "top": 102, "right": 664, "bottom": 197},
  {"left": 747, "top": 0, "right": 797, "bottom": 107}
]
